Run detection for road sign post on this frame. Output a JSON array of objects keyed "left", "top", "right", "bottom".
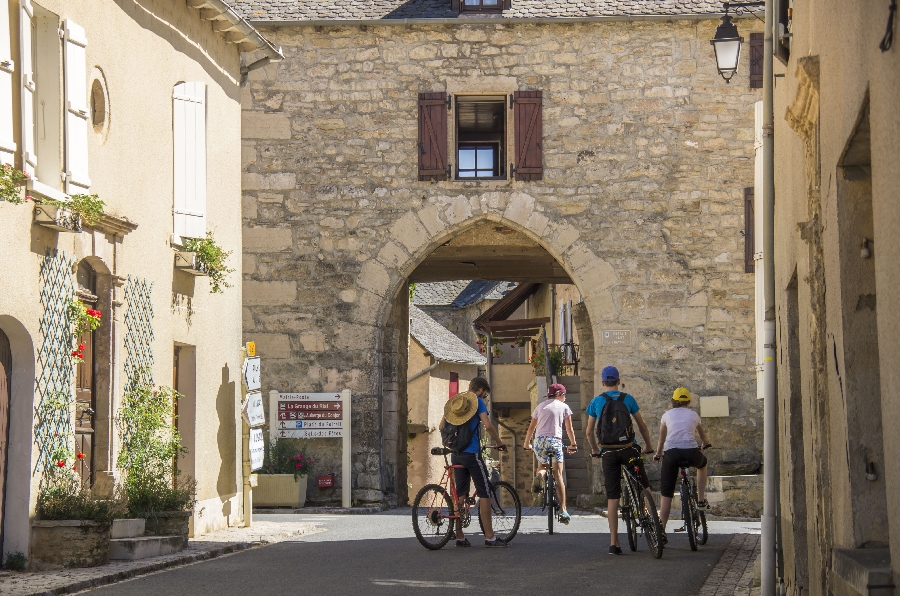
[
  {"left": 241, "top": 344, "right": 265, "bottom": 528},
  {"left": 269, "top": 389, "right": 352, "bottom": 508}
]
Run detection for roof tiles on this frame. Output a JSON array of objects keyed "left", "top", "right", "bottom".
[{"left": 410, "top": 305, "right": 487, "bottom": 365}]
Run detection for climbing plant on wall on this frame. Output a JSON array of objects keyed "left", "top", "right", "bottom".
[{"left": 34, "top": 252, "right": 76, "bottom": 478}]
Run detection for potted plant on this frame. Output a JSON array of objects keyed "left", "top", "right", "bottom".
[
  {"left": 34, "top": 193, "right": 105, "bottom": 232},
  {"left": 31, "top": 467, "right": 126, "bottom": 569},
  {"left": 117, "top": 382, "right": 196, "bottom": 546},
  {"left": 255, "top": 439, "right": 313, "bottom": 508},
  {"left": 0, "top": 163, "right": 28, "bottom": 204},
  {"left": 176, "top": 232, "right": 234, "bottom": 294}
]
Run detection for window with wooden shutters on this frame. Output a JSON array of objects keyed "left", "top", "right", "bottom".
[
  {"left": 513, "top": 90, "right": 542, "bottom": 181},
  {"left": 63, "top": 20, "right": 90, "bottom": 194},
  {"left": 0, "top": 1, "right": 16, "bottom": 165},
  {"left": 744, "top": 187, "right": 755, "bottom": 273},
  {"left": 417, "top": 92, "right": 448, "bottom": 181},
  {"left": 749, "top": 33, "right": 763, "bottom": 89},
  {"left": 19, "top": 0, "right": 36, "bottom": 176},
  {"left": 173, "top": 82, "right": 207, "bottom": 240}
]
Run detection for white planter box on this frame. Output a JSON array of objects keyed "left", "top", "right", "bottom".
[
  {"left": 174, "top": 251, "right": 208, "bottom": 276},
  {"left": 255, "top": 474, "right": 308, "bottom": 508},
  {"left": 33, "top": 204, "right": 80, "bottom": 232}
]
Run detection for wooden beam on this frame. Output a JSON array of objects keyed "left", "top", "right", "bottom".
[{"left": 480, "top": 318, "right": 550, "bottom": 330}]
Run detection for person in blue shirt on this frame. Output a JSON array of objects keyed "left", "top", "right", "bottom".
[
  {"left": 585, "top": 366, "right": 655, "bottom": 555},
  {"left": 438, "top": 377, "right": 508, "bottom": 548}
]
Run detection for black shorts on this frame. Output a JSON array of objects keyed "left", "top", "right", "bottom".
[
  {"left": 660, "top": 447, "right": 708, "bottom": 498},
  {"left": 600, "top": 444, "right": 650, "bottom": 500},
  {"left": 451, "top": 451, "right": 491, "bottom": 499}
]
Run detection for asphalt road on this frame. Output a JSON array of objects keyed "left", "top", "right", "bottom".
[{"left": 84, "top": 511, "right": 760, "bottom": 596}]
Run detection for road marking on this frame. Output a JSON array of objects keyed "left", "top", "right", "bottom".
[{"left": 372, "top": 579, "right": 470, "bottom": 589}]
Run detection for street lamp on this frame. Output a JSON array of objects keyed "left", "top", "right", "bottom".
[{"left": 710, "top": 2, "right": 765, "bottom": 83}]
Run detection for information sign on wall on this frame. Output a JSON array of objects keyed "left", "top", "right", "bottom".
[{"left": 601, "top": 329, "right": 633, "bottom": 346}]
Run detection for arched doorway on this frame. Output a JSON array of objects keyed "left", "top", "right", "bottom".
[
  {"left": 377, "top": 219, "right": 598, "bottom": 506},
  {"left": 0, "top": 328, "right": 11, "bottom": 552}
]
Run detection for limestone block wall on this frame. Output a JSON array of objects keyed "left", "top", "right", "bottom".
[{"left": 242, "top": 18, "right": 763, "bottom": 503}]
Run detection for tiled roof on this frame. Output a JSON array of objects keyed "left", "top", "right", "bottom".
[
  {"left": 410, "top": 306, "right": 487, "bottom": 365},
  {"left": 412, "top": 280, "right": 516, "bottom": 308},
  {"left": 229, "top": 0, "right": 723, "bottom": 21}
]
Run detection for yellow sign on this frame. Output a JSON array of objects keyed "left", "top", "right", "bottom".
[{"left": 246, "top": 341, "right": 256, "bottom": 357}]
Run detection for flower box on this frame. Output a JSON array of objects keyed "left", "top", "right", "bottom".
[
  {"left": 255, "top": 474, "right": 308, "bottom": 508},
  {"left": 33, "top": 203, "right": 81, "bottom": 232},
  {"left": 30, "top": 520, "right": 111, "bottom": 569},
  {"left": 174, "top": 251, "right": 209, "bottom": 276},
  {"left": 143, "top": 511, "right": 191, "bottom": 547}
]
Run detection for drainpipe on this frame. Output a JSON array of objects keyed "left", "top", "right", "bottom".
[
  {"left": 761, "top": 0, "right": 779, "bottom": 593},
  {"left": 495, "top": 419, "right": 517, "bottom": 489},
  {"left": 475, "top": 328, "right": 494, "bottom": 425},
  {"left": 407, "top": 360, "right": 439, "bottom": 383}
]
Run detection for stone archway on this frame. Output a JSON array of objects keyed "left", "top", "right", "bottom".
[{"left": 353, "top": 195, "right": 616, "bottom": 505}]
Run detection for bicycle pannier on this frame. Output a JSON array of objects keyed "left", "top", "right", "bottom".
[
  {"left": 441, "top": 416, "right": 477, "bottom": 453},
  {"left": 597, "top": 393, "right": 635, "bottom": 447}
]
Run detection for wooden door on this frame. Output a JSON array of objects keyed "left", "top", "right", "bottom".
[
  {"left": 74, "top": 306, "right": 94, "bottom": 486},
  {"left": 0, "top": 329, "right": 11, "bottom": 546},
  {"left": 173, "top": 347, "right": 180, "bottom": 481}
]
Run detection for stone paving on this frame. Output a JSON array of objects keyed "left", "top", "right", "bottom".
[
  {"left": 0, "top": 521, "right": 319, "bottom": 596},
  {"left": 696, "top": 533, "right": 762, "bottom": 596}
]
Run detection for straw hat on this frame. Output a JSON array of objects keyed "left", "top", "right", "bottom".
[{"left": 444, "top": 391, "right": 479, "bottom": 425}]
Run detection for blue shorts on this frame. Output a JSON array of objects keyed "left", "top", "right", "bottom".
[{"left": 534, "top": 436, "right": 564, "bottom": 465}]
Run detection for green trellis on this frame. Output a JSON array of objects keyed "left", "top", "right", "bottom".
[
  {"left": 124, "top": 275, "right": 154, "bottom": 392},
  {"left": 35, "top": 251, "right": 76, "bottom": 476}
]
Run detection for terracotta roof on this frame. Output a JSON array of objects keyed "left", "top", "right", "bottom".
[
  {"left": 228, "top": 0, "right": 723, "bottom": 22},
  {"left": 410, "top": 306, "right": 487, "bottom": 365}
]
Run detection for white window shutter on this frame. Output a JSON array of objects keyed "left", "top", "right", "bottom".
[
  {"left": 0, "top": 0, "right": 16, "bottom": 165},
  {"left": 19, "top": 0, "right": 36, "bottom": 176},
  {"left": 173, "top": 82, "right": 206, "bottom": 239},
  {"left": 63, "top": 20, "right": 90, "bottom": 194}
]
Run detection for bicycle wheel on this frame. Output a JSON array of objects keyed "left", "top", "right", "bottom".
[
  {"left": 623, "top": 489, "right": 638, "bottom": 552},
  {"left": 637, "top": 489, "right": 664, "bottom": 559},
  {"left": 682, "top": 484, "right": 698, "bottom": 551},
  {"left": 412, "top": 484, "right": 455, "bottom": 550},
  {"left": 697, "top": 508, "right": 709, "bottom": 545},
  {"left": 546, "top": 474, "right": 555, "bottom": 535},
  {"left": 478, "top": 481, "right": 522, "bottom": 543}
]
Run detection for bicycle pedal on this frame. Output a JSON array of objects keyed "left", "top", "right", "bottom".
[{"left": 674, "top": 526, "right": 687, "bottom": 532}]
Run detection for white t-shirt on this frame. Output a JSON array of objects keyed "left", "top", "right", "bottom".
[
  {"left": 660, "top": 407, "right": 701, "bottom": 450},
  {"left": 531, "top": 399, "right": 572, "bottom": 440}
]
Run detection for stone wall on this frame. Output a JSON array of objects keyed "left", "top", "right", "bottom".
[{"left": 242, "top": 18, "right": 764, "bottom": 502}]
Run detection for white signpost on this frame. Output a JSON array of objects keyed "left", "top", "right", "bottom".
[
  {"left": 270, "top": 389, "right": 352, "bottom": 508},
  {"left": 242, "top": 357, "right": 261, "bottom": 391},
  {"left": 242, "top": 391, "right": 265, "bottom": 427},
  {"left": 248, "top": 428, "right": 264, "bottom": 470}
]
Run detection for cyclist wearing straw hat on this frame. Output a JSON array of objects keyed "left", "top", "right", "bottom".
[
  {"left": 438, "top": 377, "right": 508, "bottom": 548},
  {"left": 653, "top": 387, "right": 712, "bottom": 545}
]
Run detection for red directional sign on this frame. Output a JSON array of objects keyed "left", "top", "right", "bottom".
[{"left": 279, "top": 401, "right": 342, "bottom": 412}]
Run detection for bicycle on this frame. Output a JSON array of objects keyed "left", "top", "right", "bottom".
[
  {"left": 412, "top": 445, "right": 521, "bottom": 550},
  {"left": 594, "top": 452, "right": 664, "bottom": 558},
  {"left": 673, "top": 460, "right": 709, "bottom": 550},
  {"left": 526, "top": 446, "right": 575, "bottom": 535}
]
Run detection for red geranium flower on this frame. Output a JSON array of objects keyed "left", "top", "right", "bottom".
[
  {"left": 78, "top": 343, "right": 86, "bottom": 350},
  {"left": 77, "top": 452, "right": 85, "bottom": 460},
  {"left": 72, "top": 464, "right": 77, "bottom": 471},
  {"left": 57, "top": 460, "right": 65, "bottom": 467}
]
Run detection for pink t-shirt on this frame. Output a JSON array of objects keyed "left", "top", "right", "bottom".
[{"left": 531, "top": 399, "right": 573, "bottom": 439}]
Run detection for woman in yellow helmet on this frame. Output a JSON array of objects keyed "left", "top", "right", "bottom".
[{"left": 652, "top": 387, "right": 712, "bottom": 545}]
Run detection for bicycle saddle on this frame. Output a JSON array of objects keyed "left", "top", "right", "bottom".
[
  {"left": 677, "top": 460, "right": 692, "bottom": 468},
  {"left": 431, "top": 447, "right": 453, "bottom": 456}
]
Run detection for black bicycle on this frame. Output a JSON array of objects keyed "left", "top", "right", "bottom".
[
  {"left": 595, "top": 453, "right": 663, "bottom": 558},
  {"left": 673, "top": 460, "right": 709, "bottom": 550}
]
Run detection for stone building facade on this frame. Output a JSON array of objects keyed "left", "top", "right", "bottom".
[
  {"left": 772, "top": 0, "right": 900, "bottom": 593},
  {"left": 236, "top": 0, "right": 764, "bottom": 506}
]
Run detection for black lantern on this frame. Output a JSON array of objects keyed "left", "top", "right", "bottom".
[{"left": 710, "top": 13, "right": 744, "bottom": 83}]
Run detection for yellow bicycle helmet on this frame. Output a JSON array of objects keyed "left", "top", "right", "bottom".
[{"left": 672, "top": 387, "right": 691, "bottom": 402}]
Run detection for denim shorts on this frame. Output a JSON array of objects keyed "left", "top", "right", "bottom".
[{"left": 534, "top": 436, "right": 564, "bottom": 465}]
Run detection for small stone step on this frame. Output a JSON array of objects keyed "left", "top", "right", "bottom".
[
  {"left": 110, "top": 536, "right": 187, "bottom": 560},
  {"left": 111, "top": 518, "right": 146, "bottom": 539}
]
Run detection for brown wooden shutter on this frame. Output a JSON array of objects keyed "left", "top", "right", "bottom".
[
  {"left": 451, "top": 0, "right": 460, "bottom": 12},
  {"left": 744, "top": 187, "right": 755, "bottom": 273},
  {"left": 749, "top": 33, "right": 763, "bottom": 89},
  {"left": 503, "top": 0, "right": 512, "bottom": 9},
  {"left": 513, "top": 90, "right": 543, "bottom": 181},
  {"left": 418, "top": 92, "right": 449, "bottom": 181}
]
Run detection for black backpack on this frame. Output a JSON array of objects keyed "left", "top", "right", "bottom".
[
  {"left": 596, "top": 393, "right": 636, "bottom": 447},
  {"left": 441, "top": 416, "right": 478, "bottom": 453}
]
